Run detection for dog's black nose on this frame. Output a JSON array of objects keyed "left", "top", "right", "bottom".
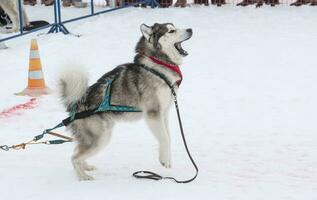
[{"left": 186, "top": 29, "right": 193, "bottom": 34}]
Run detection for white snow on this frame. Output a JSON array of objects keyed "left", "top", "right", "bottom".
[{"left": 1, "top": 4, "right": 317, "bottom": 200}]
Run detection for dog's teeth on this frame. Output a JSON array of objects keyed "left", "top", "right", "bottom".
[{"left": 175, "top": 42, "right": 188, "bottom": 56}]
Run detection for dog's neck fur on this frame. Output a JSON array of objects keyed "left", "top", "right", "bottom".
[
  {"left": 134, "top": 54, "right": 181, "bottom": 86},
  {"left": 134, "top": 37, "right": 183, "bottom": 86}
]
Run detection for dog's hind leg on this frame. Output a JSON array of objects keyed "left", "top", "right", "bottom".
[
  {"left": 145, "top": 111, "right": 171, "bottom": 168},
  {"left": 71, "top": 116, "right": 113, "bottom": 181},
  {"left": 82, "top": 161, "right": 97, "bottom": 171},
  {"left": 72, "top": 144, "right": 96, "bottom": 181}
]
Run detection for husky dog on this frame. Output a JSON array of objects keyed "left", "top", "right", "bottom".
[
  {"left": 58, "top": 23, "right": 193, "bottom": 181},
  {"left": 0, "top": 0, "right": 29, "bottom": 33}
]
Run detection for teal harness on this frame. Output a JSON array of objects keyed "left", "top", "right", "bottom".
[
  {"left": 95, "top": 79, "right": 141, "bottom": 113},
  {"left": 70, "top": 79, "right": 141, "bottom": 121}
]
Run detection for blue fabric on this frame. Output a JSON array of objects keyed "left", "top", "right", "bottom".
[
  {"left": 69, "top": 104, "right": 77, "bottom": 121},
  {"left": 34, "top": 122, "right": 65, "bottom": 141},
  {"left": 95, "top": 79, "right": 141, "bottom": 113}
]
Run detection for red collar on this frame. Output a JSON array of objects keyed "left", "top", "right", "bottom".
[{"left": 140, "top": 54, "right": 183, "bottom": 86}]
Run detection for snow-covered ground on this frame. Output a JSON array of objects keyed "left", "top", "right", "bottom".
[{"left": 1, "top": 5, "right": 317, "bottom": 200}]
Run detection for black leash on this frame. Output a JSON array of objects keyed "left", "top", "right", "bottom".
[{"left": 133, "top": 66, "right": 199, "bottom": 183}]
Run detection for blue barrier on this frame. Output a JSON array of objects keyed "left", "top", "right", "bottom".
[
  {"left": 0, "top": 0, "right": 56, "bottom": 43},
  {"left": 51, "top": 0, "right": 157, "bottom": 34},
  {"left": 0, "top": 0, "right": 160, "bottom": 43}
]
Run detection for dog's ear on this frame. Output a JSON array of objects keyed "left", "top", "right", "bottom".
[{"left": 140, "top": 24, "right": 152, "bottom": 41}]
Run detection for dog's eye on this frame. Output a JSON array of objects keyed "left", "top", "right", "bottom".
[{"left": 168, "top": 30, "right": 176, "bottom": 33}]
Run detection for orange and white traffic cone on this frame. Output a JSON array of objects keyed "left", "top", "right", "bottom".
[{"left": 15, "top": 39, "right": 51, "bottom": 97}]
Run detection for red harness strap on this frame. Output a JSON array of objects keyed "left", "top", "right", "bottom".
[{"left": 140, "top": 54, "right": 183, "bottom": 86}]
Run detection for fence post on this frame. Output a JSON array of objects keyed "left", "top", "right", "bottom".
[
  {"left": 17, "top": 0, "right": 23, "bottom": 33},
  {"left": 91, "top": 0, "right": 95, "bottom": 15},
  {"left": 47, "top": 0, "right": 70, "bottom": 34},
  {"left": 48, "top": 0, "right": 59, "bottom": 33},
  {"left": 57, "top": 0, "right": 70, "bottom": 34}
]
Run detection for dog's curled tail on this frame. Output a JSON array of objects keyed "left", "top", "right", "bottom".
[{"left": 58, "top": 66, "right": 89, "bottom": 108}]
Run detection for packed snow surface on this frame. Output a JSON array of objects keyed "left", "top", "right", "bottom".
[{"left": 0, "top": 5, "right": 317, "bottom": 200}]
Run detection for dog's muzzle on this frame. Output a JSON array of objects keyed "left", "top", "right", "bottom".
[{"left": 174, "top": 29, "right": 193, "bottom": 56}]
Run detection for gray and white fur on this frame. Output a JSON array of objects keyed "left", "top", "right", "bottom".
[
  {"left": 58, "top": 23, "right": 193, "bottom": 181},
  {"left": 0, "top": 0, "right": 29, "bottom": 33}
]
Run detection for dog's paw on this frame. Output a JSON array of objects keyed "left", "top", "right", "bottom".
[
  {"left": 160, "top": 160, "right": 171, "bottom": 168},
  {"left": 78, "top": 174, "right": 95, "bottom": 181},
  {"left": 159, "top": 155, "right": 172, "bottom": 168}
]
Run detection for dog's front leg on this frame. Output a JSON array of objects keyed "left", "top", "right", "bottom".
[
  {"left": 145, "top": 111, "right": 171, "bottom": 168},
  {"left": 22, "top": 8, "right": 30, "bottom": 27}
]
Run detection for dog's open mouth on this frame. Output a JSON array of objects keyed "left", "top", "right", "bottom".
[
  {"left": 174, "top": 33, "right": 192, "bottom": 56},
  {"left": 174, "top": 41, "right": 188, "bottom": 56}
]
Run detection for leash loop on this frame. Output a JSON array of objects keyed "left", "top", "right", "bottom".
[
  {"left": 133, "top": 171, "right": 163, "bottom": 181},
  {"left": 0, "top": 145, "right": 10, "bottom": 151}
]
